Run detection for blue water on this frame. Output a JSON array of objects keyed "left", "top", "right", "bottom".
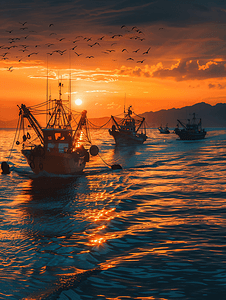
[{"left": 0, "top": 128, "right": 226, "bottom": 300}]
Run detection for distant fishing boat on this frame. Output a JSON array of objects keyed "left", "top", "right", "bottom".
[
  {"left": 10, "top": 83, "right": 99, "bottom": 175},
  {"left": 158, "top": 124, "right": 170, "bottom": 134},
  {"left": 174, "top": 113, "right": 207, "bottom": 140},
  {"left": 109, "top": 106, "right": 147, "bottom": 145}
]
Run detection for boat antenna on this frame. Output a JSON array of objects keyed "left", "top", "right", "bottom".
[
  {"left": 46, "top": 54, "right": 49, "bottom": 123},
  {"left": 68, "top": 49, "right": 72, "bottom": 111}
]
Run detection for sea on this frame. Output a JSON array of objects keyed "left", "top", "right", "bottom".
[{"left": 0, "top": 127, "right": 226, "bottom": 300}]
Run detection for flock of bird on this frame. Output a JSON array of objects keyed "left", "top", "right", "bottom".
[{"left": 0, "top": 22, "right": 162, "bottom": 72}]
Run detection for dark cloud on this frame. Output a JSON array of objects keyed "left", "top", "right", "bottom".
[
  {"left": 152, "top": 58, "right": 226, "bottom": 80},
  {"left": 208, "top": 83, "right": 226, "bottom": 89},
  {"left": 2, "top": 0, "right": 226, "bottom": 29}
]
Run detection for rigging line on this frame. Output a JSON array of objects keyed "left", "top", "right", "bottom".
[
  {"left": 28, "top": 100, "right": 49, "bottom": 108},
  {"left": 7, "top": 115, "right": 21, "bottom": 164},
  {"left": 97, "top": 152, "right": 111, "bottom": 168},
  {"left": 87, "top": 117, "right": 112, "bottom": 129}
]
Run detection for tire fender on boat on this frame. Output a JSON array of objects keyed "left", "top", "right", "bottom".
[{"left": 90, "top": 145, "right": 99, "bottom": 156}]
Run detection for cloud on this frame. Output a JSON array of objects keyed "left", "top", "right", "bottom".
[
  {"left": 152, "top": 58, "right": 226, "bottom": 81},
  {"left": 208, "top": 83, "right": 226, "bottom": 89}
]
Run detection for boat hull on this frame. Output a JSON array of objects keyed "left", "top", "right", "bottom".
[
  {"left": 175, "top": 129, "right": 206, "bottom": 140},
  {"left": 109, "top": 129, "right": 147, "bottom": 145},
  {"left": 159, "top": 129, "right": 170, "bottom": 134},
  {"left": 22, "top": 148, "right": 88, "bottom": 175}
]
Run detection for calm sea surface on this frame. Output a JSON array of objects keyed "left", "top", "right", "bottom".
[{"left": 0, "top": 128, "right": 226, "bottom": 300}]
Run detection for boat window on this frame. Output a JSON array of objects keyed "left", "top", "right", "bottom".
[{"left": 55, "top": 132, "right": 66, "bottom": 141}]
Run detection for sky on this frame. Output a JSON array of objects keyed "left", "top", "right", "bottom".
[{"left": 1, "top": 0, "right": 226, "bottom": 120}]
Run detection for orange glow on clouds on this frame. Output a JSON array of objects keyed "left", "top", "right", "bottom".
[{"left": 1, "top": 6, "right": 226, "bottom": 120}]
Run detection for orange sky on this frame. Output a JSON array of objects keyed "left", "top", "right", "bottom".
[{"left": 1, "top": 1, "right": 226, "bottom": 120}]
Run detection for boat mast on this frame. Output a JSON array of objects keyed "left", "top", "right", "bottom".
[{"left": 46, "top": 54, "right": 49, "bottom": 124}]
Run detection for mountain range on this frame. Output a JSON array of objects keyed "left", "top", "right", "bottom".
[
  {"left": 1, "top": 102, "right": 226, "bottom": 128},
  {"left": 141, "top": 102, "right": 226, "bottom": 128}
]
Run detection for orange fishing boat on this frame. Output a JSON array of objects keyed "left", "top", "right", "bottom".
[{"left": 14, "top": 83, "right": 98, "bottom": 175}]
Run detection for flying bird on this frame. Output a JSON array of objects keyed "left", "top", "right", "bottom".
[
  {"left": 137, "top": 60, "right": 145, "bottom": 63},
  {"left": 19, "top": 22, "right": 27, "bottom": 26},
  {"left": 27, "top": 52, "right": 38, "bottom": 57},
  {"left": 46, "top": 43, "right": 54, "bottom": 47},
  {"left": 142, "top": 47, "right": 151, "bottom": 54},
  {"left": 106, "top": 49, "right": 115, "bottom": 52},
  {"left": 88, "top": 42, "right": 100, "bottom": 47},
  {"left": 74, "top": 52, "right": 82, "bottom": 56},
  {"left": 133, "top": 49, "right": 140, "bottom": 53},
  {"left": 49, "top": 23, "right": 54, "bottom": 27},
  {"left": 98, "top": 36, "right": 105, "bottom": 40},
  {"left": 7, "top": 66, "right": 13, "bottom": 72},
  {"left": 122, "top": 48, "right": 128, "bottom": 52},
  {"left": 127, "top": 57, "right": 134, "bottom": 60},
  {"left": 6, "top": 30, "right": 13, "bottom": 33},
  {"left": 111, "top": 34, "right": 122, "bottom": 38},
  {"left": 86, "top": 56, "right": 94, "bottom": 58}
]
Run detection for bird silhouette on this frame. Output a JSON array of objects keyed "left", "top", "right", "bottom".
[
  {"left": 98, "top": 36, "right": 105, "bottom": 40},
  {"left": 27, "top": 52, "right": 38, "bottom": 57},
  {"left": 49, "top": 23, "right": 54, "bottom": 27},
  {"left": 74, "top": 52, "right": 82, "bottom": 56},
  {"left": 106, "top": 49, "right": 115, "bottom": 52},
  {"left": 46, "top": 43, "right": 54, "bottom": 47},
  {"left": 86, "top": 56, "right": 94, "bottom": 58},
  {"left": 142, "top": 47, "right": 151, "bottom": 54},
  {"left": 137, "top": 60, "right": 145, "bottom": 63},
  {"left": 89, "top": 42, "right": 100, "bottom": 47},
  {"left": 7, "top": 66, "right": 13, "bottom": 72},
  {"left": 111, "top": 34, "right": 122, "bottom": 38},
  {"left": 19, "top": 22, "right": 27, "bottom": 26},
  {"left": 122, "top": 48, "right": 128, "bottom": 52},
  {"left": 127, "top": 57, "right": 134, "bottom": 60},
  {"left": 6, "top": 30, "right": 13, "bottom": 33},
  {"left": 133, "top": 49, "right": 140, "bottom": 53}
]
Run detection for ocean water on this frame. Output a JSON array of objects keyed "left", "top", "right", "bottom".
[{"left": 0, "top": 128, "right": 226, "bottom": 300}]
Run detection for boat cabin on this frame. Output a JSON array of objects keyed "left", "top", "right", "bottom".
[{"left": 42, "top": 128, "right": 72, "bottom": 153}]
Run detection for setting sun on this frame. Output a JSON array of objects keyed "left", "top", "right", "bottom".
[{"left": 75, "top": 98, "right": 82, "bottom": 106}]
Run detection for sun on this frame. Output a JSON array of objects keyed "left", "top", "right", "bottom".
[{"left": 75, "top": 98, "right": 82, "bottom": 106}]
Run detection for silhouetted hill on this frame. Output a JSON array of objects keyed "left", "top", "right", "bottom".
[
  {"left": 0, "top": 119, "right": 18, "bottom": 128},
  {"left": 141, "top": 102, "right": 226, "bottom": 128},
  {"left": 1, "top": 102, "right": 226, "bottom": 128}
]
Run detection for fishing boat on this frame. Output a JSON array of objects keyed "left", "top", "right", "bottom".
[
  {"left": 9, "top": 83, "right": 99, "bottom": 175},
  {"left": 109, "top": 106, "right": 147, "bottom": 145},
  {"left": 174, "top": 113, "right": 207, "bottom": 140},
  {"left": 158, "top": 124, "right": 170, "bottom": 134}
]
